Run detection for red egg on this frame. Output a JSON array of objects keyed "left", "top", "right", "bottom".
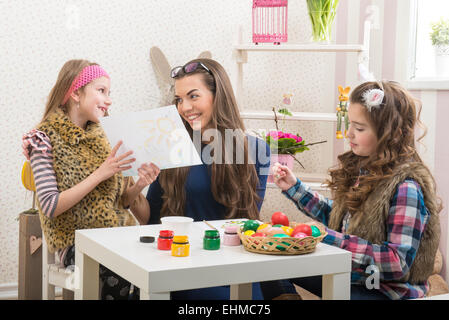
[
  {"left": 271, "top": 211, "right": 290, "bottom": 226},
  {"left": 292, "top": 224, "right": 312, "bottom": 237},
  {"left": 251, "top": 232, "right": 266, "bottom": 245},
  {"left": 251, "top": 232, "right": 266, "bottom": 237}
]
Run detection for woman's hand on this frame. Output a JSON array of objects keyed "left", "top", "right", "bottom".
[
  {"left": 121, "top": 162, "right": 160, "bottom": 225},
  {"left": 94, "top": 141, "right": 135, "bottom": 182},
  {"left": 135, "top": 162, "right": 160, "bottom": 190},
  {"left": 272, "top": 162, "right": 297, "bottom": 191}
]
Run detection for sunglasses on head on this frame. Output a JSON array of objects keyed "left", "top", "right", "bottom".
[{"left": 170, "top": 62, "right": 211, "bottom": 78}]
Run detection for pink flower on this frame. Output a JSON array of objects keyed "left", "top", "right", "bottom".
[
  {"left": 267, "top": 131, "right": 302, "bottom": 143},
  {"left": 267, "top": 131, "right": 285, "bottom": 140},
  {"left": 283, "top": 133, "right": 302, "bottom": 143}
]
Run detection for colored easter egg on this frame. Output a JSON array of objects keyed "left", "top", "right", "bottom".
[
  {"left": 251, "top": 232, "right": 266, "bottom": 237},
  {"left": 271, "top": 211, "right": 290, "bottom": 226},
  {"left": 293, "top": 232, "right": 308, "bottom": 239},
  {"left": 272, "top": 224, "right": 283, "bottom": 228},
  {"left": 259, "top": 227, "right": 273, "bottom": 235},
  {"left": 292, "top": 224, "right": 312, "bottom": 237},
  {"left": 273, "top": 233, "right": 289, "bottom": 238},
  {"left": 311, "top": 225, "right": 321, "bottom": 237},
  {"left": 257, "top": 223, "right": 272, "bottom": 233},
  {"left": 280, "top": 226, "right": 294, "bottom": 236},
  {"left": 244, "top": 230, "right": 256, "bottom": 236},
  {"left": 267, "top": 227, "right": 285, "bottom": 236},
  {"left": 243, "top": 220, "right": 260, "bottom": 232},
  {"left": 273, "top": 233, "right": 290, "bottom": 251},
  {"left": 251, "top": 232, "right": 266, "bottom": 245},
  {"left": 292, "top": 232, "right": 307, "bottom": 249}
]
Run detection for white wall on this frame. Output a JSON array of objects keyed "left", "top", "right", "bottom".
[{"left": 0, "top": 0, "right": 337, "bottom": 286}]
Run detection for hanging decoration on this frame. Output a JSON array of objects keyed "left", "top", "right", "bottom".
[{"left": 252, "top": 0, "right": 288, "bottom": 45}]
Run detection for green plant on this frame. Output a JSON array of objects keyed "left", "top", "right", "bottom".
[
  {"left": 307, "top": 0, "right": 340, "bottom": 42},
  {"left": 266, "top": 130, "right": 309, "bottom": 156},
  {"left": 430, "top": 18, "right": 449, "bottom": 46},
  {"left": 263, "top": 95, "right": 327, "bottom": 169}
]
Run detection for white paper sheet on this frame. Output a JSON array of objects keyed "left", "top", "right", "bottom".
[{"left": 100, "top": 105, "right": 202, "bottom": 176}]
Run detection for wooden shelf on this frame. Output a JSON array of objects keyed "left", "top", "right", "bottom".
[
  {"left": 240, "top": 110, "right": 337, "bottom": 122},
  {"left": 234, "top": 43, "right": 365, "bottom": 53}
]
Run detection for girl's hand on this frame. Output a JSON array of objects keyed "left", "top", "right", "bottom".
[
  {"left": 94, "top": 141, "right": 135, "bottom": 182},
  {"left": 272, "top": 162, "right": 297, "bottom": 191},
  {"left": 135, "top": 162, "right": 160, "bottom": 190}
]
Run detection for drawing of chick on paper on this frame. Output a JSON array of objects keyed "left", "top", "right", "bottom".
[{"left": 100, "top": 105, "right": 202, "bottom": 176}]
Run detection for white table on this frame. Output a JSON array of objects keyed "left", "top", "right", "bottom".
[{"left": 74, "top": 219, "right": 351, "bottom": 300}]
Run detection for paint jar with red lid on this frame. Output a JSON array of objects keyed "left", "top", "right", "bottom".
[{"left": 158, "top": 230, "right": 174, "bottom": 250}]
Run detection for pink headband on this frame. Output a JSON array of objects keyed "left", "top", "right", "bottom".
[{"left": 62, "top": 65, "right": 110, "bottom": 105}]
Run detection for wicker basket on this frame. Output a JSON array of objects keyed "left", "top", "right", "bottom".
[{"left": 238, "top": 221, "right": 327, "bottom": 255}]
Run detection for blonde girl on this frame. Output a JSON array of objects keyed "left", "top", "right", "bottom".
[{"left": 22, "top": 59, "right": 160, "bottom": 299}]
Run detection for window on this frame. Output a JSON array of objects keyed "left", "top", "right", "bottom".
[{"left": 410, "top": 0, "right": 449, "bottom": 80}]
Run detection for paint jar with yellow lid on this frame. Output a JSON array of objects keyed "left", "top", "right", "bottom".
[{"left": 171, "top": 235, "right": 190, "bottom": 257}]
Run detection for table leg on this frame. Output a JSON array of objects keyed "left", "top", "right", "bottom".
[
  {"left": 74, "top": 247, "right": 99, "bottom": 300},
  {"left": 230, "top": 283, "right": 252, "bottom": 300},
  {"left": 140, "top": 290, "right": 170, "bottom": 300},
  {"left": 322, "top": 272, "right": 350, "bottom": 300}
]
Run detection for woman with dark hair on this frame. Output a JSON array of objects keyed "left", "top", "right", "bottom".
[{"left": 145, "top": 58, "right": 271, "bottom": 299}]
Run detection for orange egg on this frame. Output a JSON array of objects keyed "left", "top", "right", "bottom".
[
  {"left": 280, "top": 226, "right": 294, "bottom": 236},
  {"left": 267, "top": 227, "right": 285, "bottom": 236},
  {"left": 257, "top": 224, "right": 272, "bottom": 234},
  {"left": 257, "top": 223, "right": 271, "bottom": 231}
]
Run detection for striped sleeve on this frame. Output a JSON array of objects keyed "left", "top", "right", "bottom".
[
  {"left": 322, "top": 180, "right": 429, "bottom": 282},
  {"left": 24, "top": 130, "right": 60, "bottom": 218},
  {"left": 282, "top": 178, "right": 333, "bottom": 226}
]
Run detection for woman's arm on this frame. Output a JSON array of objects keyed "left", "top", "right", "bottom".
[
  {"left": 121, "top": 163, "right": 160, "bottom": 225},
  {"left": 145, "top": 178, "right": 164, "bottom": 225},
  {"left": 254, "top": 136, "right": 270, "bottom": 210},
  {"left": 121, "top": 178, "right": 150, "bottom": 225}
]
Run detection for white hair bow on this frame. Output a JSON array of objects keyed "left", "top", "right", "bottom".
[{"left": 362, "top": 89, "right": 384, "bottom": 112}]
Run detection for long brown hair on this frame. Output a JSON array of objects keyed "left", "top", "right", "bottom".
[
  {"left": 40, "top": 59, "right": 99, "bottom": 124},
  {"left": 327, "top": 80, "right": 434, "bottom": 214},
  {"left": 159, "top": 58, "right": 261, "bottom": 220}
]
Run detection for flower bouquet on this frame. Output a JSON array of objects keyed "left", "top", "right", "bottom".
[
  {"left": 265, "top": 94, "right": 326, "bottom": 178},
  {"left": 266, "top": 130, "right": 309, "bottom": 168},
  {"left": 307, "top": 0, "right": 340, "bottom": 43}
]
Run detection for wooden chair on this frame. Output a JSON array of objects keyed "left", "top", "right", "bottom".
[
  {"left": 42, "top": 237, "right": 76, "bottom": 300},
  {"left": 21, "top": 160, "right": 75, "bottom": 300}
]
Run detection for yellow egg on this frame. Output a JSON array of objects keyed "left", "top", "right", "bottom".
[
  {"left": 257, "top": 223, "right": 271, "bottom": 232},
  {"left": 281, "top": 226, "right": 294, "bottom": 236},
  {"left": 244, "top": 230, "right": 256, "bottom": 236}
]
